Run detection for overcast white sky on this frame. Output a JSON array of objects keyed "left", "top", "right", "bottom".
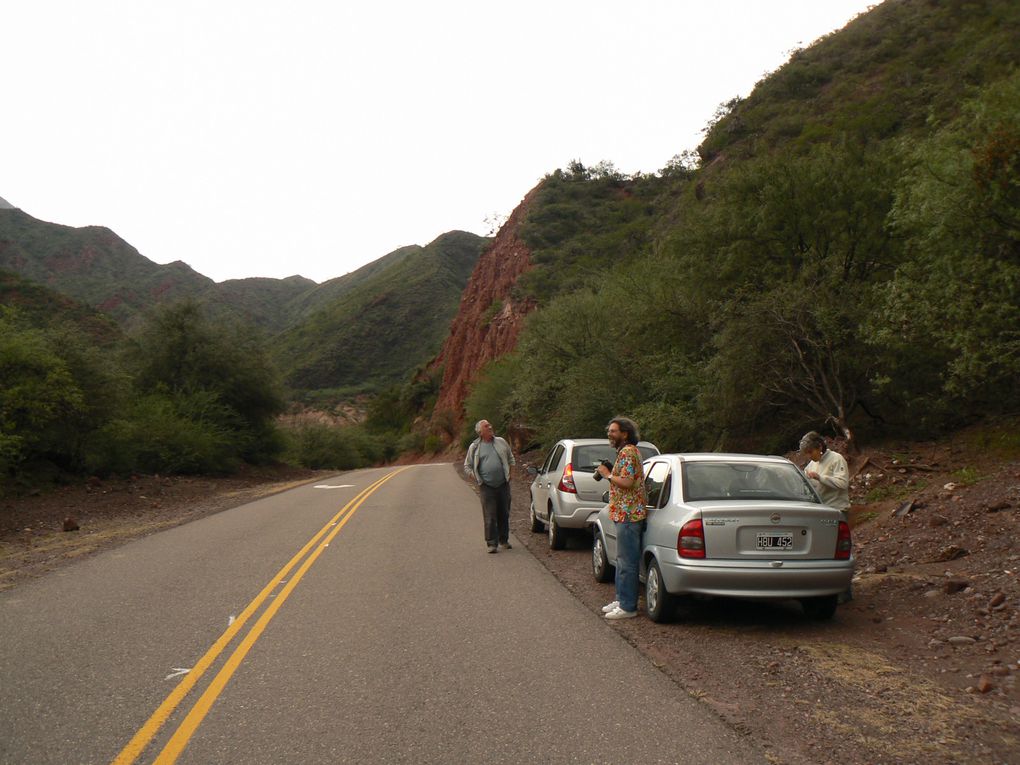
[{"left": 2, "top": 1, "right": 877, "bottom": 284}]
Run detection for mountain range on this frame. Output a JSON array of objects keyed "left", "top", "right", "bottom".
[{"left": 0, "top": 206, "right": 489, "bottom": 396}]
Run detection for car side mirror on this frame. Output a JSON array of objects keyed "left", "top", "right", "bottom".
[
  {"left": 601, "top": 490, "right": 610, "bottom": 504},
  {"left": 526, "top": 466, "right": 538, "bottom": 476}
]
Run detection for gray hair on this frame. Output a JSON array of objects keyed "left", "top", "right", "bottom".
[
  {"left": 608, "top": 416, "right": 640, "bottom": 446},
  {"left": 474, "top": 420, "right": 488, "bottom": 434},
  {"left": 799, "top": 431, "right": 827, "bottom": 453}
]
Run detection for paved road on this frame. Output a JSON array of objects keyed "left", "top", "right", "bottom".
[{"left": 0, "top": 465, "right": 763, "bottom": 764}]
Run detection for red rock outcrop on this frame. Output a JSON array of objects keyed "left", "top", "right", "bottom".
[{"left": 429, "top": 183, "right": 543, "bottom": 435}]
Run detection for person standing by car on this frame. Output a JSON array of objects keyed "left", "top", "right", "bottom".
[
  {"left": 799, "top": 431, "right": 850, "bottom": 517},
  {"left": 800, "top": 430, "right": 853, "bottom": 603},
  {"left": 596, "top": 416, "right": 647, "bottom": 619},
  {"left": 464, "top": 419, "right": 516, "bottom": 554}
]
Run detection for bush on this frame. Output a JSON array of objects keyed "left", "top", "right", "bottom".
[
  {"left": 88, "top": 394, "right": 237, "bottom": 475},
  {"left": 280, "top": 421, "right": 385, "bottom": 470}
]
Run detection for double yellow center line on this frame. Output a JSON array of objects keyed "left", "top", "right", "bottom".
[{"left": 112, "top": 467, "right": 409, "bottom": 765}]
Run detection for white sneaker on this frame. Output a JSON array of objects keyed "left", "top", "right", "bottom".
[
  {"left": 604, "top": 607, "right": 638, "bottom": 620},
  {"left": 601, "top": 600, "right": 620, "bottom": 613}
]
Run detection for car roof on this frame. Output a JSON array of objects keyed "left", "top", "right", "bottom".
[
  {"left": 561, "top": 438, "right": 659, "bottom": 449},
  {"left": 648, "top": 452, "right": 792, "bottom": 465}
]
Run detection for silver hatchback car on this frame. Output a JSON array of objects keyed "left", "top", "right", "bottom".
[
  {"left": 528, "top": 438, "right": 659, "bottom": 549},
  {"left": 591, "top": 453, "right": 854, "bottom": 621}
]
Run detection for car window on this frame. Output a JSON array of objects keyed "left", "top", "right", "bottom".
[
  {"left": 540, "top": 448, "right": 555, "bottom": 474},
  {"left": 541, "top": 445, "right": 563, "bottom": 474},
  {"left": 658, "top": 472, "right": 672, "bottom": 508},
  {"left": 637, "top": 445, "right": 659, "bottom": 460},
  {"left": 572, "top": 444, "right": 619, "bottom": 473},
  {"left": 548, "top": 444, "right": 565, "bottom": 473},
  {"left": 681, "top": 462, "right": 820, "bottom": 503},
  {"left": 644, "top": 461, "right": 670, "bottom": 507}
]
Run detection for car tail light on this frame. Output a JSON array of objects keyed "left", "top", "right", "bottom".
[
  {"left": 835, "top": 521, "right": 852, "bottom": 560},
  {"left": 678, "top": 519, "right": 706, "bottom": 559},
  {"left": 558, "top": 463, "right": 577, "bottom": 494}
]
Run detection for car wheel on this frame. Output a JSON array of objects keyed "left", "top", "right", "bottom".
[
  {"left": 645, "top": 559, "right": 674, "bottom": 623},
  {"left": 592, "top": 531, "right": 614, "bottom": 583},
  {"left": 801, "top": 595, "right": 837, "bottom": 620},
  {"left": 547, "top": 509, "right": 566, "bottom": 550},
  {"left": 529, "top": 502, "right": 544, "bottom": 533}
]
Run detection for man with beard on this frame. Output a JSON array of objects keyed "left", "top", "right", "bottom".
[
  {"left": 464, "top": 419, "right": 516, "bottom": 553},
  {"left": 595, "top": 416, "right": 647, "bottom": 619}
]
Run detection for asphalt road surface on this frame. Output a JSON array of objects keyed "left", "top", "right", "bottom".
[{"left": 1, "top": 465, "right": 763, "bottom": 764}]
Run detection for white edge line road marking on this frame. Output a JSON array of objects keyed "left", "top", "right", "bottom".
[
  {"left": 164, "top": 669, "right": 191, "bottom": 681},
  {"left": 313, "top": 484, "right": 355, "bottom": 489}
]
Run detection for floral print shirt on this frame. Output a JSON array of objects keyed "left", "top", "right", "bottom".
[{"left": 608, "top": 444, "right": 647, "bottom": 523}]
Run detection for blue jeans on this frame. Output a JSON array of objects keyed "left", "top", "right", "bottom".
[{"left": 614, "top": 519, "right": 644, "bottom": 613}]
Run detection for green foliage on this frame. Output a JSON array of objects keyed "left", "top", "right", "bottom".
[
  {"left": 0, "top": 310, "right": 87, "bottom": 485},
  {"left": 480, "top": 299, "right": 504, "bottom": 326},
  {"left": 125, "top": 301, "right": 286, "bottom": 463},
  {"left": 954, "top": 417, "right": 1020, "bottom": 460},
  {"left": 866, "top": 72, "right": 1020, "bottom": 425},
  {"left": 280, "top": 421, "right": 385, "bottom": 470},
  {"left": 0, "top": 210, "right": 217, "bottom": 329},
  {"left": 463, "top": 354, "right": 524, "bottom": 442},
  {"left": 0, "top": 269, "right": 123, "bottom": 342},
  {"left": 699, "top": 0, "right": 1020, "bottom": 161},
  {"left": 516, "top": 169, "right": 669, "bottom": 304},
  {"left": 0, "top": 295, "right": 294, "bottom": 488},
  {"left": 273, "top": 231, "right": 488, "bottom": 394},
  {"left": 87, "top": 393, "right": 237, "bottom": 475},
  {"left": 951, "top": 466, "right": 982, "bottom": 486},
  {"left": 863, "top": 480, "right": 924, "bottom": 504}
]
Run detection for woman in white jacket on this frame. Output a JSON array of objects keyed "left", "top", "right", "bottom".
[
  {"left": 800, "top": 430, "right": 853, "bottom": 602},
  {"left": 799, "top": 430, "right": 850, "bottom": 517}
]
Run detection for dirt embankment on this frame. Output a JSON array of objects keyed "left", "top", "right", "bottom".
[
  {"left": 0, "top": 466, "right": 330, "bottom": 591},
  {"left": 428, "top": 185, "right": 540, "bottom": 437}
]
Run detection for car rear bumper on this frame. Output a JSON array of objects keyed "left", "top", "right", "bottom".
[
  {"left": 656, "top": 555, "right": 854, "bottom": 599},
  {"left": 552, "top": 496, "right": 604, "bottom": 529}
]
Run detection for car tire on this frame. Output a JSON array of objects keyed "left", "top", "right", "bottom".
[
  {"left": 801, "top": 595, "right": 837, "bottom": 620},
  {"left": 548, "top": 508, "right": 566, "bottom": 550},
  {"left": 645, "top": 559, "right": 674, "bottom": 623},
  {"left": 529, "top": 502, "right": 544, "bottom": 533},
  {"left": 592, "top": 531, "right": 614, "bottom": 583}
]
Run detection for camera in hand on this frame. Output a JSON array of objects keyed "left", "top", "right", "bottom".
[{"left": 592, "top": 459, "right": 614, "bottom": 481}]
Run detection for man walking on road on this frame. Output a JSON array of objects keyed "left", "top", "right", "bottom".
[
  {"left": 596, "top": 416, "right": 647, "bottom": 619},
  {"left": 464, "top": 419, "right": 516, "bottom": 553}
]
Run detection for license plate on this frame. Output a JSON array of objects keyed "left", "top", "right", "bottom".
[{"left": 756, "top": 533, "right": 793, "bottom": 550}]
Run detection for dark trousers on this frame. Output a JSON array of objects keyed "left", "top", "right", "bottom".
[{"left": 480, "top": 481, "right": 511, "bottom": 546}]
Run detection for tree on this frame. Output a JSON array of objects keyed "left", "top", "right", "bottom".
[
  {"left": 868, "top": 73, "right": 1020, "bottom": 424},
  {"left": 0, "top": 310, "right": 85, "bottom": 483},
  {"left": 126, "top": 301, "right": 286, "bottom": 463}
]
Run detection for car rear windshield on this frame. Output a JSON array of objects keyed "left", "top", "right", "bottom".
[
  {"left": 681, "top": 461, "right": 819, "bottom": 503},
  {"left": 572, "top": 444, "right": 658, "bottom": 472}
]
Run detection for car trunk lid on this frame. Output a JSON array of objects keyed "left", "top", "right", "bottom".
[{"left": 695, "top": 502, "right": 842, "bottom": 560}]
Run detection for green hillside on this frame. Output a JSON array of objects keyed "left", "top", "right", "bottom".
[
  {"left": 0, "top": 209, "right": 488, "bottom": 400},
  {"left": 0, "top": 209, "right": 215, "bottom": 327},
  {"left": 0, "top": 268, "right": 122, "bottom": 345},
  {"left": 467, "top": 0, "right": 1020, "bottom": 454},
  {"left": 213, "top": 275, "right": 318, "bottom": 333},
  {"left": 700, "top": 0, "right": 1019, "bottom": 161},
  {"left": 273, "top": 231, "right": 489, "bottom": 395}
]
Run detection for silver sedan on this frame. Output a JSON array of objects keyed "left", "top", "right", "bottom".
[{"left": 592, "top": 453, "right": 854, "bottom": 622}]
